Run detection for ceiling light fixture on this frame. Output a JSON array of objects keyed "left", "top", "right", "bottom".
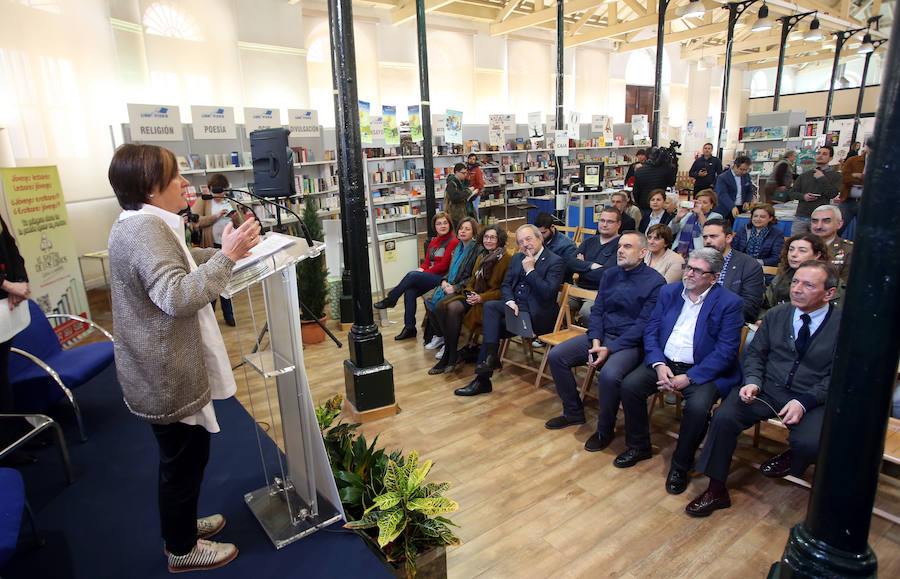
[
  {"left": 857, "top": 33, "right": 874, "bottom": 53},
  {"left": 805, "top": 14, "right": 823, "bottom": 41},
  {"left": 677, "top": 0, "right": 706, "bottom": 19},
  {"left": 752, "top": 3, "right": 773, "bottom": 32}
]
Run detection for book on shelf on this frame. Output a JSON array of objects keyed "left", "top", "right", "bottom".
[
  {"left": 177, "top": 156, "right": 191, "bottom": 171},
  {"left": 189, "top": 153, "right": 202, "bottom": 170}
]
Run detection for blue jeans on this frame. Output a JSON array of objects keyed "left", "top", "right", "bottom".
[
  {"left": 548, "top": 334, "right": 642, "bottom": 436},
  {"left": 386, "top": 271, "right": 443, "bottom": 329}
]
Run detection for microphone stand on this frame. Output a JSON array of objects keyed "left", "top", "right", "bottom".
[
  {"left": 223, "top": 188, "right": 341, "bottom": 348},
  {"left": 200, "top": 193, "right": 262, "bottom": 226}
]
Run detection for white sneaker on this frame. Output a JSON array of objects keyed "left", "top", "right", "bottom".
[
  {"left": 435, "top": 345, "right": 445, "bottom": 359},
  {"left": 424, "top": 336, "right": 445, "bottom": 350},
  {"left": 168, "top": 539, "right": 238, "bottom": 573},
  {"left": 197, "top": 514, "right": 225, "bottom": 539},
  {"left": 532, "top": 338, "right": 545, "bottom": 348}
]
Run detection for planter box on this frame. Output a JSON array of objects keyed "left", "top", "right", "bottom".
[{"left": 357, "top": 531, "right": 447, "bottom": 579}]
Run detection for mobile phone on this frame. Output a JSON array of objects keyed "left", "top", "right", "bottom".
[
  {"left": 227, "top": 209, "right": 237, "bottom": 216},
  {"left": 588, "top": 352, "right": 598, "bottom": 365},
  {"left": 680, "top": 200, "right": 694, "bottom": 209},
  {"left": 464, "top": 290, "right": 475, "bottom": 297}
]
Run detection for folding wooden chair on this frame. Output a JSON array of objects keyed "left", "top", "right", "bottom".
[
  {"left": 576, "top": 228, "right": 596, "bottom": 244},
  {"left": 762, "top": 266, "right": 778, "bottom": 277},
  {"left": 556, "top": 225, "right": 580, "bottom": 242},
  {"left": 533, "top": 284, "right": 599, "bottom": 396},
  {"left": 498, "top": 283, "right": 570, "bottom": 379}
]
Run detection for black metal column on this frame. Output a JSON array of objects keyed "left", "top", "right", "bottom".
[
  {"left": 651, "top": 0, "right": 669, "bottom": 146},
  {"left": 773, "top": 12, "right": 815, "bottom": 111},
  {"left": 769, "top": 12, "right": 900, "bottom": 578},
  {"left": 329, "top": 0, "right": 395, "bottom": 415},
  {"left": 849, "top": 41, "right": 887, "bottom": 146},
  {"left": 718, "top": 1, "right": 758, "bottom": 160},
  {"left": 417, "top": 0, "right": 437, "bottom": 238},
  {"left": 824, "top": 29, "right": 864, "bottom": 134},
  {"left": 327, "top": 0, "right": 353, "bottom": 327},
  {"left": 554, "top": 0, "right": 564, "bottom": 201}
]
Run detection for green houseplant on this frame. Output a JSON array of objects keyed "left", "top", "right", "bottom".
[{"left": 297, "top": 196, "right": 329, "bottom": 343}]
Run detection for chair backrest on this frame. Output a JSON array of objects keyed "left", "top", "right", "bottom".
[
  {"left": 10, "top": 301, "right": 63, "bottom": 369},
  {"left": 551, "top": 283, "right": 597, "bottom": 335},
  {"left": 556, "top": 225, "right": 580, "bottom": 241},
  {"left": 762, "top": 266, "right": 778, "bottom": 276},
  {"left": 577, "top": 228, "right": 596, "bottom": 244}
]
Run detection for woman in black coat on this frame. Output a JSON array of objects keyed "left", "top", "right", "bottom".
[{"left": 637, "top": 189, "right": 674, "bottom": 234}]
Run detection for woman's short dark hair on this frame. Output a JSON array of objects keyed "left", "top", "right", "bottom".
[
  {"left": 207, "top": 173, "right": 229, "bottom": 191},
  {"left": 646, "top": 223, "right": 674, "bottom": 247},
  {"left": 479, "top": 225, "right": 507, "bottom": 248},
  {"left": 648, "top": 189, "right": 666, "bottom": 202},
  {"left": 432, "top": 211, "right": 453, "bottom": 232},
  {"left": 108, "top": 144, "right": 178, "bottom": 210},
  {"left": 694, "top": 188, "right": 718, "bottom": 208},
  {"left": 779, "top": 233, "right": 832, "bottom": 271},
  {"left": 750, "top": 203, "right": 777, "bottom": 225},
  {"left": 453, "top": 162, "right": 467, "bottom": 173},
  {"left": 457, "top": 216, "right": 479, "bottom": 237}
]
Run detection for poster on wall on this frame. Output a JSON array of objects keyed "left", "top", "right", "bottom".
[
  {"left": 0, "top": 166, "right": 91, "bottom": 342},
  {"left": 528, "top": 112, "right": 544, "bottom": 138},
  {"left": 632, "top": 114, "right": 650, "bottom": 146},
  {"left": 432, "top": 114, "right": 445, "bottom": 138},
  {"left": 191, "top": 106, "right": 236, "bottom": 140},
  {"left": 566, "top": 111, "right": 581, "bottom": 135},
  {"left": 287, "top": 109, "right": 320, "bottom": 138},
  {"left": 127, "top": 103, "right": 183, "bottom": 141},
  {"left": 444, "top": 109, "right": 463, "bottom": 145},
  {"left": 408, "top": 106, "right": 423, "bottom": 142},
  {"left": 592, "top": 115, "right": 614, "bottom": 145},
  {"left": 371, "top": 115, "right": 384, "bottom": 141},
  {"left": 383, "top": 106, "right": 399, "bottom": 145},
  {"left": 501, "top": 114, "right": 516, "bottom": 135},
  {"left": 244, "top": 108, "right": 281, "bottom": 134},
  {"left": 488, "top": 115, "right": 504, "bottom": 147},
  {"left": 359, "top": 101, "right": 372, "bottom": 145}
]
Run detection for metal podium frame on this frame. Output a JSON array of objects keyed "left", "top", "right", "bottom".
[{"left": 221, "top": 233, "right": 344, "bottom": 549}]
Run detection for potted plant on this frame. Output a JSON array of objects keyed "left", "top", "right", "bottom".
[{"left": 297, "top": 196, "right": 329, "bottom": 344}]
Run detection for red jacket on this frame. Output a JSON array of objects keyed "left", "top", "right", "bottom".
[
  {"left": 421, "top": 233, "right": 459, "bottom": 275},
  {"left": 466, "top": 165, "right": 485, "bottom": 192}
]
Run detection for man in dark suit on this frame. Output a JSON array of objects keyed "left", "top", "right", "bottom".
[
  {"left": 609, "top": 192, "right": 637, "bottom": 233},
  {"left": 616, "top": 247, "right": 744, "bottom": 496},
  {"left": 713, "top": 155, "right": 755, "bottom": 219},
  {"left": 685, "top": 261, "right": 841, "bottom": 517},
  {"left": 455, "top": 224, "right": 565, "bottom": 396},
  {"left": 568, "top": 208, "right": 621, "bottom": 291},
  {"left": 689, "top": 143, "right": 724, "bottom": 193},
  {"left": 701, "top": 219, "right": 764, "bottom": 322}
]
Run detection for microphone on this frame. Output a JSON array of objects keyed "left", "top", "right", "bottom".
[
  {"left": 201, "top": 191, "right": 262, "bottom": 228},
  {"left": 215, "top": 187, "right": 317, "bottom": 252}
]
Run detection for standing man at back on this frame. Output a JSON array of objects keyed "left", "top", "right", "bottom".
[
  {"left": 713, "top": 155, "right": 755, "bottom": 219},
  {"left": 789, "top": 145, "right": 842, "bottom": 234},
  {"left": 689, "top": 143, "right": 723, "bottom": 194}
]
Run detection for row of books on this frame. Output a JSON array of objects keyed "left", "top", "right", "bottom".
[
  {"left": 287, "top": 195, "right": 339, "bottom": 214},
  {"left": 295, "top": 172, "right": 338, "bottom": 194},
  {"left": 738, "top": 125, "right": 787, "bottom": 141},
  {"left": 374, "top": 204, "right": 417, "bottom": 218},
  {"left": 372, "top": 168, "right": 424, "bottom": 184}
]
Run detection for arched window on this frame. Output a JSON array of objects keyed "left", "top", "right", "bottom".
[
  {"left": 143, "top": 2, "right": 202, "bottom": 41},
  {"left": 750, "top": 70, "right": 770, "bottom": 97}
]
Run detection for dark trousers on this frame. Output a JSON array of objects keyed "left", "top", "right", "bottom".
[
  {"left": 548, "top": 334, "right": 641, "bottom": 436},
  {"left": 211, "top": 244, "right": 234, "bottom": 321},
  {"left": 475, "top": 300, "right": 511, "bottom": 376},
  {"left": 386, "top": 271, "right": 443, "bottom": 329},
  {"left": 431, "top": 297, "right": 471, "bottom": 365},
  {"left": 838, "top": 199, "right": 860, "bottom": 236},
  {"left": 151, "top": 422, "right": 211, "bottom": 555},
  {"left": 620, "top": 364, "right": 719, "bottom": 471},
  {"left": 696, "top": 387, "right": 825, "bottom": 483}
]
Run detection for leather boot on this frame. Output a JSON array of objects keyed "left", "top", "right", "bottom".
[
  {"left": 474, "top": 343, "right": 501, "bottom": 375},
  {"left": 454, "top": 376, "right": 492, "bottom": 396}
]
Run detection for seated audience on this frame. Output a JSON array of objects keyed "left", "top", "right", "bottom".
[
  {"left": 568, "top": 208, "right": 622, "bottom": 291},
  {"left": 702, "top": 219, "right": 765, "bottom": 322},
  {"left": 617, "top": 248, "right": 744, "bottom": 495},
  {"left": 544, "top": 233, "right": 665, "bottom": 454},
  {"left": 731, "top": 203, "right": 785, "bottom": 269},
  {"left": 686, "top": 261, "right": 841, "bottom": 517},
  {"left": 424, "top": 217, "right": 482, "bottom": 351},
  {"left": 429, "top": 226, "right": 511, "bottom": 375},
  {"left": 644, "top": 224, "right": 685, "bottom": 284},
  {"left": 670, "top": 189, "right": 722, "bottom": 257},
  {"left": 535, "top": 211, "right": 577, "bottom": 264},
  {"left": 454, "top": 224, "right": 565, "bottom": 396},
  {"left": 638, "top": 189, "right": 675, "bottom": 234},
  {"left": 810, "top": 205, "right": 852, "bottom": 307},
  {"left": 374, "top": 212, "right": 458, "bottom": 340},
  {"left": 766, "top": 234, "right": 830, "bottom": 308},
  {"left": 609, "top": 191, "right": 639, "bottom": 233}
]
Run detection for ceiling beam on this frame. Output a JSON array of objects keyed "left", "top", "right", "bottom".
[
  {"left": 617, "top": 20, "right": 729, "bottom": 52},
  {"left": 726, "top": 42, "right": 832, "bottom": 65},
  {"left": 433, "top": 3, "right": 501, "bottom": 22},
  {"left": 495, "top": 0, "right": 524, "bottom": 23},
  {"left": 568, "top": 7, "right": 599, "bottom": 36},
  {"left": 748, "top": 49, "right": 840, "bottom": 70},
  {"left": 681, "top": 31, "right": 791, "bottom": 58},
  {"left": 392, "top": 0, "right": 457, "bottom": 25},
  {"left": 622, "top": 0, "right": 647, "bottom": 17},
  {"left": 566, "top": 13, "right": 659, "bottom": 46},
  {"left": 609, "top": 1, "right": 618, "bottom": 25},
  {"left": 490, "top": 0, "right": 600, "bottom": 36}
]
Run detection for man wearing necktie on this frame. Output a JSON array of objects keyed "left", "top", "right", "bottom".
[{"left": 685, "top": 260, "right": 841, "bottom": 517}]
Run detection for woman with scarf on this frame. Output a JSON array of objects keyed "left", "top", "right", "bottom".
[
  {"left": 669, "top": 189, "right": 722, "bottom": 257},
  {"left": 428, "top": 225, "right": 511, "bottom": 375},
  {"left": 444, "top": 162, "right": 471, "bottom": 227},
  {"left": 732, "top": 203, "right": 784, "bottom": 281},
  {"left": 423, "top": 217, "right": 481, "bottom": 351}
]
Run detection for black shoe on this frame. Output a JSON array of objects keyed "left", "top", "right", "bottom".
[
  {"left": 544, "top": 415, "right": 586, "bottom": 430},
  {"left": 443, "top": 362, "right": 458, "bottom": 374},
  {"left": 454, "top": 377, "right": 492, "bottom": 396},
  {"left": 224, "top": 317, "right": 236, "bottom": 327},
  {"left": 685, "top": 488, "right": 731, "bottom": 517},
  {"left": 613, "top": 447, "right": 652, "bottom": 468},
  {"left": 584, "top": 432, "right": 614, "bottom": 452},
  {"left": 666, "top": 467, "right": 689, "bottom": 495},
  {"left": 428, "top": 361, "right": 448, "bottom": 375},
  {"left": 474, "top": 353, "right": 502, "bottom": 375},
  {"left": 395, "top": 327, "right": 417, "bottom": 341},
  {"left": 373, "top": 299, "right": 395, "bottom": 310},
  {"left": 760, "top": 450, "right": 793, "bottom": 478}
]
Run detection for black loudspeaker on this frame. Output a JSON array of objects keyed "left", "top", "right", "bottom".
[{"left": 250, "top": 127, "right": 296, "bottom": 198}]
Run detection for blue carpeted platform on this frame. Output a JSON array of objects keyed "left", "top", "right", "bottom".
[{"left": 1, "top": 365, "right": 391, "bottom": 578}]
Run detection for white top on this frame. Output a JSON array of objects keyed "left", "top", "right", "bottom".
[
  {"left": 118, "top": 204, "right": 236, "bottom": 433},
  {"left": 663, "top": 285, "right": 713, "bottom": 365},
  {"left": 210, "top": 198, "right": 232, "bottom": 245}
]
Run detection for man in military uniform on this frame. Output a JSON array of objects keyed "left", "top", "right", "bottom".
[{"left": 810, "top": 205, "right": 852, "bottom": 306}]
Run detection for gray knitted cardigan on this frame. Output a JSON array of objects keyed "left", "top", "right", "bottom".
[{"left": 108, "top": 213, "right": 234, "bottom": 424}]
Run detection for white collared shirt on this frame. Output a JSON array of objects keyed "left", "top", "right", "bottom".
[
  {"left": 733, "top": 170, "right": 744, "bottom": 205},
  {"left": 792, "top": 303, "right": 829, "bottom": 339},
  {"left": 117, "top": 204, "right": 237, "bottom": 433},
  {"left": 663, "top": 285, "right": 714, "bottom": 364}
]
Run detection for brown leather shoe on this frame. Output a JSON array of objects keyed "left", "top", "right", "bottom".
[
  {"left": 685, "top": 488, "right": 731, "bottom": 517},
  {"left": 760, "top": 449, "right": 793, "bottom": 478}
]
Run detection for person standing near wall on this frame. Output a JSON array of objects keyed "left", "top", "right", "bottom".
[{"left": 465, "top": 153, "right": 484, "bottom": 220}]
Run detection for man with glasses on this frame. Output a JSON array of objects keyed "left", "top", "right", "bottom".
[
  {"left": 713, "top": 155, "right": 755, "bottom": 219},
  {"left": 789, "top": 145, "right": 842, "bottom": 234},
  {"left": 702, "top": 219, "right": 764, "bottom": 322},
  {"left": 685, "top": 261, "right": 841, "bottom": 517},
  {"left": 616, "top": 248, "right": 744, "bottom": 496},
  {"left": 568, "top": 208, "right": 622, "bottom": 292}
]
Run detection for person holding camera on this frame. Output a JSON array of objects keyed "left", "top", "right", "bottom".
[
  {"left": 192, "top": 173, "right": 245, "bottom": 326},
  {"left": 632, "top": 147, "right": 677, "bottom": 211}
]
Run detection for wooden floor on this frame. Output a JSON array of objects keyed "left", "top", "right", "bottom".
[{"left": 84, "top": 286, "right": 900, "bottom": 578}]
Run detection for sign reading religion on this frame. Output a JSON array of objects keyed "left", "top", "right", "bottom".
[
  {"left": 190, "top": 106, "right": 236, "bottom": 140},
  {"left": 0, "top": 166, "right": 90, "bottom": 341},
  {"left": 127, "top": 103, "right": 183, "bottom": 141},
  {"left": 288, "top": 109, "right": 320, "bottom": 138}
]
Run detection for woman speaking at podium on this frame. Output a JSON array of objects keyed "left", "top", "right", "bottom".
[{"left": 107, "top": 144, "right": 260, "bottom": 573}]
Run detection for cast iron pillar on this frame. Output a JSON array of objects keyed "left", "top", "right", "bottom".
[
  {"left": 718, "top": 0, "right": 759, "bottom": 160},
  {"left": 773, "top": 11, "right": 816, "bottom": 111},
  {"left": 769, "top": 11, "right": 900, "bottom": 577},
  {"left": 328, "top": 0, "right": 396, "bottom": 419},
  {"left": 823, "top": 28, "right": 865, "bottom": 134},
  {"left": 554, "top": 0, "right": 564, "bottom": 203},
  {"left": 849, "top": 39, "right": 887, "bottom": 146},
  {"left": 417, "top": 0, "right": 437, "bottom": 238},
  {"left": 651, "top": 0, "right": 670, "bottom": 147},
  {"left": 327, "top": 0, "right": 353, "bottom": 327}
]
